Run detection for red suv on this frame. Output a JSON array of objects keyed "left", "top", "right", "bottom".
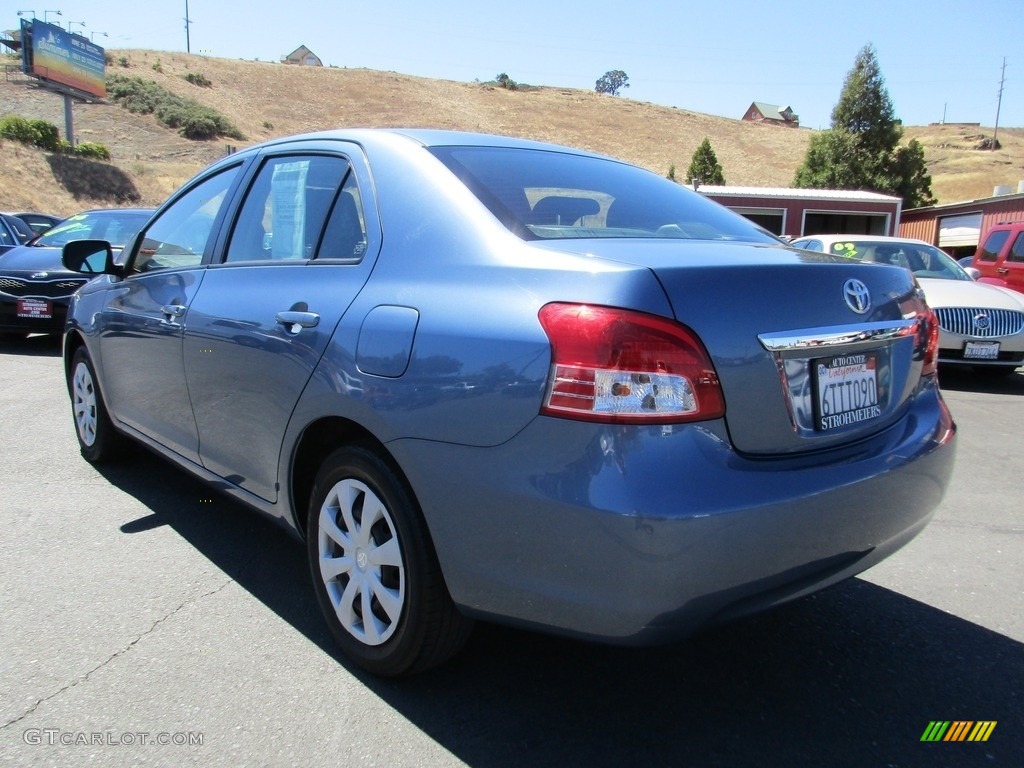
[{"left": 973, "top": 222, "right": 1024, "bottom": 293}]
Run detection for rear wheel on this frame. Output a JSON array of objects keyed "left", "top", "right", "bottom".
[
  {"left": 69, "top": 347, "right": 123, "bottom": 463},
  {"left": 307, "top": 446, "right": 472, "bottom": 676}
]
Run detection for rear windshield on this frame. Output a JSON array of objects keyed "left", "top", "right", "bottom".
[{"left": 429, "top": 146, "right": 778, "bottom": 243}]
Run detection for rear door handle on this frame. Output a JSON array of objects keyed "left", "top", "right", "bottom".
[{"left": 276, "top": 310, "right": 320, "bottom": 334}]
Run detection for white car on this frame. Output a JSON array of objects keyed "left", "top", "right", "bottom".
[{"left": 792, "top": 235, "right": 1024, "bottom": 377}]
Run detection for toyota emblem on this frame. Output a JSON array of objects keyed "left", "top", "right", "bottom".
[{"left": 842, "top": 279, "right": 871, "bottom": 314}]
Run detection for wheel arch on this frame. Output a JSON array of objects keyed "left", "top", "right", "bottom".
[
  {"left": 290, "top": 416, "right": 415, "bottom": 539},
  {"left": 62, "top": 330, "right": 88, "bottom": 385}
]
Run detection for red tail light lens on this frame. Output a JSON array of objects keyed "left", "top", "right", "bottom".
[
  {"left": 920, "top": 305, "right": 940, "bottom": 377},
  {"left": 538, "top": 303, "right": 725, "bottom": 423}
]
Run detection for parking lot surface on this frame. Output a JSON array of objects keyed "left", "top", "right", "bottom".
[{"left": 1, "top": 335, "right": 1021, "bottom": 767}]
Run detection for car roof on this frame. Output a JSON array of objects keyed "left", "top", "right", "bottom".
[{"left": 226, "top": 127, "right": 611, "bottom": 161}]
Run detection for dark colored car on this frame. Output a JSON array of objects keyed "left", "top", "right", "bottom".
[
  {"left": 10, "top": 211, "right": 64, "bottom": 237},
  {"left": 0, "top": 208, "right": 154, "bottom": 339},
  {"left": 61, "top": 130, "right": 956, "bottom": 676},
  {"left": 0, "top": 213, "right": 36, "bottom": 254}
]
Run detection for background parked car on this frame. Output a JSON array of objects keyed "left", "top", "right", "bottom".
[
  {"left": 61, "top": 129, "right": 954, "bottom": 676},
  {"left": 0, "top": 212, "right": 37, "bottom": 255},
  {"left": 9, "top": 211, "right": 64, "bottom": 238},
  {"left": 793, "top": 234, "right": 1024, "bottom": 376},
  {"left": 970, "top": 221, "right": 1024, "bottom": 294},
  {"left": 0, "top": 208, "right": 154, "bottom": 340}
]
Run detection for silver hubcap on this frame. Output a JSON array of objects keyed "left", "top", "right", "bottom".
[
  {"left": 72, "top": 361, "right": 98, "bottom": 447},
  {"left": 317, "top": 478, "right": 405, "bottom": 646}
]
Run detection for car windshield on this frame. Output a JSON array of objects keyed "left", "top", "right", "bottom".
[
  {"left": 35, "top": 210, "right": 152, "bottom": 249},
  {"left": 821, "top": 239, "right": 972, "bottom": 281},
  {"left": 428, "top": 146, "right": 778, "bottom": 243}
]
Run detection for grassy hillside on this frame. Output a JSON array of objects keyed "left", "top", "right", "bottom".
[{"left": 1, "top": 49, "right": 1021, "bottom": 216}]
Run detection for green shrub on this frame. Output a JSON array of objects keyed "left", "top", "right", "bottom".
[
  {"left": 30, "top": 119, "right": 61, "bottom": 151},
  {"left": 0, "top": 115, "right": 38, "bottom": 144},
  {"left": 118, "top": 56, "right": 130, "bottom": 67},
  {"left": 105, "top": 74, "right": 244, "bottom": 141},
  {"left": 0, "top": 116, "right": 61, "bottom": 150},
  {"left": 0, "top": 115, "right": 111, "bottom": 160},
  {"left": 73, "top": 142, "right": 112, "bottom": 160},
  {"left": 183, "top": 72, "right": 212, "bottom": 87}
]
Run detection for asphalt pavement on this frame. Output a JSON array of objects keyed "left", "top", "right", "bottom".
[{"left": 0, "top": 334, "right": 1021, "bottom": 767}]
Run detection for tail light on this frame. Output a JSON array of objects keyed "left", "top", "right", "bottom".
[
  {"left": 538, "top": 303, "right": 725, "bottom": 424},
  {"left": 920, "top": 305, "right": 940, "bottom": 377}
]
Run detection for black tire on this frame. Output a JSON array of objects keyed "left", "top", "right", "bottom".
[
  {"left": 68, "top": 347, "right": 124, "bottom": 463},
  {"left": 307, "top": 445, "right": 472, "bottom": 676}
]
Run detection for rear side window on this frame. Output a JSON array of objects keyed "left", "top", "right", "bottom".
[
  {"left": 1009, "top": 232, "right": 1024, "bottom": 263},
  {"left": 977, "top": 230, "right": 1010, "bottom": 262},
  {"left": 225, "top": 154, "right": 364, "bottom": 263},
  {"left": 429, "top": 145, "right": 776, "bottom": 244}
]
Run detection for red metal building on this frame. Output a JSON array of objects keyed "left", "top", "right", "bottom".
[
  {"left": 700, "top": 186, "right": 902, "bottom": 239},
  {"left": 899, "top": 188, "right": 1024, "bottom": 260}
]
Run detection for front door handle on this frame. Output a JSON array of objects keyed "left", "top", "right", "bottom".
[
  {"left": 160, "top": 304, "right": 187, "bottom": 325},
  {"left": 276, "top": 310, "right": 320, "bottom": 334}
]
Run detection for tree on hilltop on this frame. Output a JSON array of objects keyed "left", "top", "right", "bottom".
[
  {"left": 794, "top": 43, "right": 935, "bottom": 208},
  {"left": 595, "top": 70, "right": 629, "bottom": 96},
  {"left": 686, "top": 138, "right": 726, "bottom": 186}
]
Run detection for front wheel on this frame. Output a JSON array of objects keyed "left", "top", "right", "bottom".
[
  {"left": 307, "top": 446, "right": 472, "bottom": 676},
  {"left": 69, "top": 347, "right": 124, "bottom": 463}
]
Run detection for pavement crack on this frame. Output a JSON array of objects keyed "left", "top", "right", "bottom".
[{"left": 1, "top": 575, "right": 237, "bottom": 730}]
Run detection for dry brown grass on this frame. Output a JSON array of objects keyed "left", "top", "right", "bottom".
[{"left": 2, "top": 50, "right": 1022, "bottom": 216}]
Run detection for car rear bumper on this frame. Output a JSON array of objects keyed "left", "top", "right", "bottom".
[{"left": 392, "top": 379, "right": 956, "bottom": 644}]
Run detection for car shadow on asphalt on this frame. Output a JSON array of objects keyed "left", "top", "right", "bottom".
[
  {"left": 0, "top": 334, "right": 62, "bottom": 357},
  {"left": 96, "top": 451, "right": 1022, "bottom": 768},
  {"left": 939, "top": 366, "right": 1024, "bottom": 395}
]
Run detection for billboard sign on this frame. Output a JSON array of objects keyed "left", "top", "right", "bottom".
[{"left": 20, "top": 19, "right": 106, "bottom": 100}]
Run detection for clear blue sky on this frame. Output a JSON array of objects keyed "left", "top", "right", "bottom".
[{"left": 4, "top": 0, "right": 1021, "bottom": 130}]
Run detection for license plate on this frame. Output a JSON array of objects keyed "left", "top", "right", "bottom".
[
  {"left": 814, "top": 352, "right": 881, "bottom": 432},
  {"left": 16, "top": 298, "right": 52, "bottom": 319},
  {"left": 964, "top": 341, "right": 1000, "bottom": 360}
]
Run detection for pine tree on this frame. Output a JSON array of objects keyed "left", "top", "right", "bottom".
[
  {"left": 686, "top": 138, "right": 725, "bottom": 186},
  {"left": 794, "top": 44, "right": 934, "bottom": 207}
]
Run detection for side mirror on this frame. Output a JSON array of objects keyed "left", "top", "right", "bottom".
[
  {"left": 964, "top": 267, "right": 981, "bottom": 280},
  {"left": 62, "top": 240, "right": 120, "bottom": 276}
]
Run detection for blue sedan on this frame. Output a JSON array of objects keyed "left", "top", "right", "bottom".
[{"left": 61, "top": 130, "right": 956, "bottom": 676}]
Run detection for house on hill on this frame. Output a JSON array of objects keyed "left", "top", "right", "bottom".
[
  {"left": 742, "top": 102, "right": 800, "bottom": 128},
  {"left": 282, "top": 45, "right": 322, "bottom": 66}
]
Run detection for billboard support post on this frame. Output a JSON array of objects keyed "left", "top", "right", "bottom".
[{"left": 64, "top": 94, "right": 74, "bottom": 146}]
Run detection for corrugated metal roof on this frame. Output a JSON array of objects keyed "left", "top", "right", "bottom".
[{"left": 699, "top": 185, "right": 901, "bottom": 203}]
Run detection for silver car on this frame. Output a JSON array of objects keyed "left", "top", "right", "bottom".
[
  {"left": 61, "top": 130, "right": 956, "bottom": 676},
  {"left": 793, "top": 234, "right": 1024, "bottom": 377}
]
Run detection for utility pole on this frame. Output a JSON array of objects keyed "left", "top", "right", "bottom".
[
  {"left": 993, "top": 57, "right": 1006, "bottom": 150},
  {"left": 184, "top": 0, "right": 192, "bottom": 53}
]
